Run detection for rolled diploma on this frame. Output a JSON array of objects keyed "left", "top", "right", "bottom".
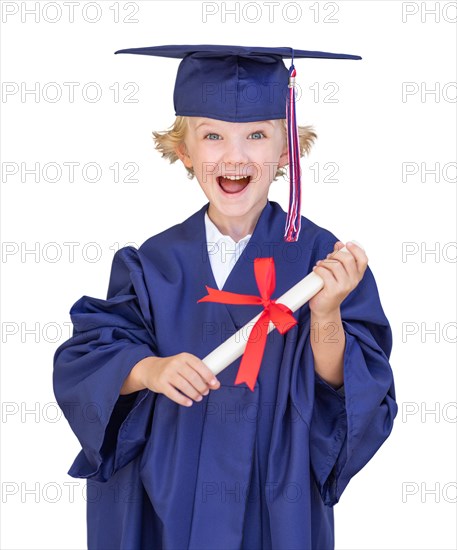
[{"left": 202, "top": 242, "right": 362, "bottom": 376}]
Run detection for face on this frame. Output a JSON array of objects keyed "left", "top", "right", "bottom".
[{"left": 175, "top": 117, "right": 288, "bottom": 234}]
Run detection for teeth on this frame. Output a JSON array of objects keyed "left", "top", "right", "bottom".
[{"left": 222, "top": 175, "right": 248, "bottom": 180}]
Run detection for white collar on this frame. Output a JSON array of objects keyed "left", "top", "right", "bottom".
[{"left": 204, "top": 211, "right": 252, "bottom": 245}]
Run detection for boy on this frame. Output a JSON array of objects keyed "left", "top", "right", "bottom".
[{"left": 53, "top": 45, "right": 397, "bottom": 549}]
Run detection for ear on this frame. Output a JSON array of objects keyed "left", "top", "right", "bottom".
[{"left": 175, "top": 141, "right": 193, "bottom": 169}]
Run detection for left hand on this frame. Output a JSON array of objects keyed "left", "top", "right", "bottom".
[{"left": 309, "top": 241, "right": 369, "bottom": 317}]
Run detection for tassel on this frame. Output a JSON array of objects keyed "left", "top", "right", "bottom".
[{"left": 284, "top": 52, "right": 302, "bottom": 242}]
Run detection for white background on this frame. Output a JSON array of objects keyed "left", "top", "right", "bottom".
[{"left": 1, "top": 1, "right": 456, "bottom": 549}]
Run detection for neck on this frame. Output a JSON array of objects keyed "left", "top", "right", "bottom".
[{"left": 207, "top": 201, "right": 267, "bottom": 242}]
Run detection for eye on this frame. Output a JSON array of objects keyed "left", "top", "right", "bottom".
[
  {"left": 204, "top": 133, "right": 221, "bottom": 140},
  {"left": 248, "top": 131, "right": 266, "bottom": 140}
]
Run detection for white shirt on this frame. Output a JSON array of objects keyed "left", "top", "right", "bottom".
[{"left": 204, "top": 212, "right": 252, "bottom": 290}]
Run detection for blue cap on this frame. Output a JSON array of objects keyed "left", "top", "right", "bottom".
[
  {"left": 114, "top": 44, "right": 361, "bottom": 122},
  {"left": 114, "top": 44, "right": 361, "bottom": 242}
]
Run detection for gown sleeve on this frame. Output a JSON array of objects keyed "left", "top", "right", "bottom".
[
  {"left": 305, "top": 242, "right": 398, "bottom": 506},
  {"left": 53, "top": 246, "right": 158, "bottom": 483}
]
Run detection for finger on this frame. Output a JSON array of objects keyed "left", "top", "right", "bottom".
[
  {"left": 181, "top": 352, "right": 221, "bottom": 388},
  {"left": 315, "top": 259, "right": 351, "bottom": 290},
  {"left": 325, "top": 250, "right": 359, "bottom": 283},
  {"left": 173, "top": 372, "right": 207, "bottom": 402},
  {"left": 319, "top": 242, "right": 342, "bottom": 262},
  {"left": 331, "top": 241, "right": 365, "bottom": 262},
  {"left": 312, "top": 263, "right": 339, "bottom": 288},
  {"left": 164, "top": 383, "right": 194, "bottom": 407},
  {"left": 179, "top": 363, "right": 213, "bottom": 396},
  {"left": 344, "top": 242, "right": 369, "bottom": 276},
  {"left": 318, "top": 242, "right": 367, "bottom": 292}
]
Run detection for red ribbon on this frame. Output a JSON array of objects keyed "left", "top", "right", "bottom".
[{"left": 197, "top": 257, "right": 297, "bottom": 391}]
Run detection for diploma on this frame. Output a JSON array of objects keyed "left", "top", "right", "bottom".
[{"left": 201, "top": 241, "right": 363, "bottom": 377}]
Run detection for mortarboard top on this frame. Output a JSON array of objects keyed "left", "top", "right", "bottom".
[
  {"left": 114, "top": 45, "right": 361, "bottom": 122},
  {"left": 114, "top": 44, "right": 362, "bottom": 241}
]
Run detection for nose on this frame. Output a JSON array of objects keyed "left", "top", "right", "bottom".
[{"left": 220, "top": 137, "right": 250, "bottom": 170}]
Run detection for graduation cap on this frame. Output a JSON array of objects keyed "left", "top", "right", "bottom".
[{"left": 114, "top": 45, "right": 361, "bottom": 242}]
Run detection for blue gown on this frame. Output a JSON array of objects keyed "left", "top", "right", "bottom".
[{"left": 53, "top": 200, "right": 397, "bottom": 549}]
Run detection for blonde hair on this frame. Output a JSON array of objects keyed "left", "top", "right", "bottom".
[{"left": 152, "top": 116, "right": 317, "bottom": 180}]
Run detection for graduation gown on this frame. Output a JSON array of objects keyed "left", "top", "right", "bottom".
[{"left": 53, "top": 200, "right": 397, "bottom": 550}]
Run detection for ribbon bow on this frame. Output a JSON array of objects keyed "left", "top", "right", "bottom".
[{"left": 197, "top": 257, "right": 297, "bottom": 391}]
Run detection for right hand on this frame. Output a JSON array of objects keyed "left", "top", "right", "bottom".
[{"left": 129, "top": 353, "right": 221, "bottom": 407}]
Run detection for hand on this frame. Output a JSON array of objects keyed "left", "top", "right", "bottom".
[
  {"left": 309, "top": 241, "right": 368, "bottom": 318},
  {"left": 130, "top": 353, "right": 221, "bottom": 407}
]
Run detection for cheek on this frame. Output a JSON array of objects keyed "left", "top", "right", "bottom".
[
  {"left": 191, "top": 143, "right": 215, "bottom": 164},
  {"left": 257, "top": 147, "right": 281, "bottom": 176},
  {"left": 193, "top": 157, "right": 217, "bottom": 183}
]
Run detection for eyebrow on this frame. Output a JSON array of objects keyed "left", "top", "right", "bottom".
[{"left": 195, "top": 122, "right": 212, "bottom": 130}]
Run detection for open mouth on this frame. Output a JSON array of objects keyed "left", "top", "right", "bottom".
[{"left": 217, "top": 175, "right": 251, "bottom": 195}]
